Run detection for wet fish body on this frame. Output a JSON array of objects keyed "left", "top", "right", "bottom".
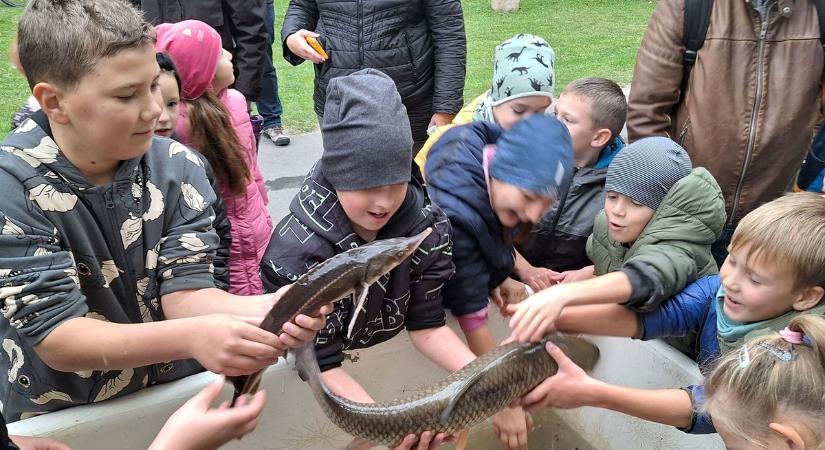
[
  {"left": 230, "top": 229, "right": 433, "bottom": 401},
  {"left": 294, "top": 333, "right": 600, "bottom": 446}
]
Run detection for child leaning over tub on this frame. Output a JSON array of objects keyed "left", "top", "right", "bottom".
[
  {"left": 424, "top": 115, "right": 574, "bottom": 449},
  {"left": 515, "top": 77, "right": 627, "bottom": 284},
  {"left": 704, "top": 314, "right": 825, "bottom": 450},
  {"left": 508, "top": 137, "right": 726, "bottom": 345},
  {"left": 155, "top": 20, "right": 273, "bottom": 295},
  {"left": 507, "top": 192, "right": 825, "bottom": 436},
  {"left": 260, "top": 69, "right": 479, "bottom": 450},
  {"left": 0, "top": 0, "right": 327, "bottom": 422},
  {"left": 414, "top": 33, "right": 557, "bottom": 175},
  {"left": 154, "top": 51, "right": 232, "bottom": 292}
]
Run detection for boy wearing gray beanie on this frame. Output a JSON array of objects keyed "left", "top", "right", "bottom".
[
  {"left": 260, "top": 69, "right": 480, "bottom": 446},
  {"left": 509, "top": 137, "right": 727, "bottom": 346}
]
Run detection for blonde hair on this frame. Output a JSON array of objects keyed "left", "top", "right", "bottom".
[
  {"left": 730, "top": 192, "right": 825, "bottom": 291},
  {"left": 705, "top": 314, "right": 825, "bottom": 449}
]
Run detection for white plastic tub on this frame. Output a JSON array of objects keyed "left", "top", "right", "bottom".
[{"left": 8, "top": 319, "right": 724, "bottom": 449}]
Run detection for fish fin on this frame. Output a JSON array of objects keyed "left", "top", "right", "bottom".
[
  {"left": 454, "top": 429, "right": 470, "bottom": 450},
  {"left": 438, "top": 347, "right": 520, "bottom": 426},
  {"left": 346, "top": 283, "right": 369, "bottom": 340},
  {"left": 437, "top": 368, "right": 488, "bottom": 426}
]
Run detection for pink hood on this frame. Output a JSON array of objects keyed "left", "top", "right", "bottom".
[{"left": 155, "top": 20, "right": 222, "bottom": 100}]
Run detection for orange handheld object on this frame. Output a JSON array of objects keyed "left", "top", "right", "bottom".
[{"left": 305, "top": 36, "right": 329, "bottom": 60}]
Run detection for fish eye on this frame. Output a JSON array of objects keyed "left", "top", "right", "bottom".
[{"left": 396, "top": 250, "right": 406, "bottom": 257}]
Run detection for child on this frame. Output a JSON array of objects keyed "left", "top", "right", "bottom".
[
  {"left": 260, "top": 69, "right": 484, "bottom": 449},
  {"left": 425, "top": 114, "right": 573, "bottom": 448},
  {"left": 509, "top": 192, "right": 825, "bottom": 436},
  {"left": 516, "top": 77, "right": 627, "bottom": 285},
  {"left": 153, "top": 52, "right": 232, "bottom": 293},
  {"left": 508, "top": 137, "right": 726, "bottom": 343},
  {"left": 704, "top": 315, "right": 825, "bottom": 450},
  {"left": 0, "top": 0, "right": 326, "bottom": 422},
  {"left": 155, "top": 20, "right": 273, "bottom": 295},
  {"left": 413, "top": 34, "right": 557, "bottom": 174}
]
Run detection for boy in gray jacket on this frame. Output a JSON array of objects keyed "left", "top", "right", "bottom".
[{"left": 0, "top": 0, "right": 326, "bottom": 421}]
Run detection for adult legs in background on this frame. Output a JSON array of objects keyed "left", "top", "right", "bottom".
[{"left": 258, "top": 0, "right": 290, "bottom": 146}]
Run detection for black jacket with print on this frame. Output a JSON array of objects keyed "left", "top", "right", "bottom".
[
  {"left": 260, "top": 162, "right": 453, "bottom": 371},
  {"left": 0, "top": 113, "right": 220, "bottom": 421}
]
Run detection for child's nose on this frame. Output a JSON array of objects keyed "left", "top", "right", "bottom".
[{"left": 144, "top": 96, "right": 162, "bottom": 122}]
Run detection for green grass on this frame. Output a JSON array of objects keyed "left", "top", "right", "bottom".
[
  {"left": 0, "top": 0, "right": 655, "bottom": 135},
  {"left": 1, "top": 7, "right": 27, "bottom": 135}
]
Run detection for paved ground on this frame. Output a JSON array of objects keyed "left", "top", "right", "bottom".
[{"left": 257, "top": 131, "right": 322, "bottom": 221}]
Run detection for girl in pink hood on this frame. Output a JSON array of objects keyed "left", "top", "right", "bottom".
[{"left": 156, "top": 20, "right": 273, "bottom": 295}]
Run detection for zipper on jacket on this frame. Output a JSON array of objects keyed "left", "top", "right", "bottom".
[
  {"left": 358, "top": 0, "right": 364, "bottom": 68},
  {"left": 103, "top": 188, "right": 157, "bottom": 385},
  {"left": 729, "top": 6, "right": 771, "bottom": 225}
]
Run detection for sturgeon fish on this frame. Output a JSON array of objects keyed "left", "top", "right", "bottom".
[
  {"left": 229, "top": 228, "right": 433, "bottom": 402},
  {"left": 293, "top": 333, "right": 599, "bottom": 447}
]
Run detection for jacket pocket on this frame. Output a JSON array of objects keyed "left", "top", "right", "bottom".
[{"left": 403, "top": 29, "right": 419, "bottom": 78}]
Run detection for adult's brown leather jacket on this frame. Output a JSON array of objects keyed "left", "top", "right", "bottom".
[{"left": 627, "top": 0, "right": 824, "bottom": 223}]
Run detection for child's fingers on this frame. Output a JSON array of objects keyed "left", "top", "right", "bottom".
[
  {"left": 530, "top": 319, "right": 554, "bottom": 342},
  {"left": 189, "top": 376, "right": 225, "bottom": 409},
  {"left": 545, "top": 342, "right": 578, "bottom": 372},
  {"left": 508, "top": 303, "right": 528, "bottom": 331},
  {"left": 292, "top": 313, "right": 328, "bottom": 332}
]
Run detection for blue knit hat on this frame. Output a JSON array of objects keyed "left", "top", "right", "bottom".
[{"left": 490, "top": 115, "right": 573, "bottom": 199}]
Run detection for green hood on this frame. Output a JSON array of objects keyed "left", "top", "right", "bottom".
[{"left": 587, "top": 167, "right": 727, "bottom": 298}]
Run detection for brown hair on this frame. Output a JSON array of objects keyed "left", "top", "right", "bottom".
[
  {"left": 730, "top": 192, "right": 825, "bottom": 291},
  {"left": 186, "top": 92, "right": 251, "bottom": 195},
  {"left": 562, "top": 77, "right": 627, "bottom": 141},
  {"left": 17, "top": 0, "right": 154, "bottom": 90},
  {"left": 705, "top": 314, "right": 825, "bottom": 449}
]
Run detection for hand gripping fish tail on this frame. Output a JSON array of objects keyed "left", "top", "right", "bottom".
[{"left": 227, "top": 228, "right": 433, "bottom": 404}]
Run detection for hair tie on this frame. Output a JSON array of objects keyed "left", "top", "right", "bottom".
[{"left": 779, "top": 327, "right": 811, "bottom": 346}]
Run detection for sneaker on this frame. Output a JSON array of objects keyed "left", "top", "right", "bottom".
[{"left": 262, "top": 125, "right": 291, "bottom": 146}]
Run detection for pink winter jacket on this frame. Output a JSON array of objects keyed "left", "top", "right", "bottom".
[{"left": 177, "top": 90, "right": 273, "bottom": 295}]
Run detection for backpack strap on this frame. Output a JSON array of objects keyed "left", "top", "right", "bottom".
[{"left": 678, "top": 0, "right": 714, "bottom": 106}]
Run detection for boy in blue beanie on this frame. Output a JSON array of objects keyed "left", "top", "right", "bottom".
[{"left": 425, "top": 114, "right": 574, "bottom": 449}]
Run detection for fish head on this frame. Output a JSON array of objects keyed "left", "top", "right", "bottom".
[
  {"left": 359, "top": 228, "right": 432, "bottom": 284},
  {"left": 544, "top": 334, "right": 600, "bottom": 373}
]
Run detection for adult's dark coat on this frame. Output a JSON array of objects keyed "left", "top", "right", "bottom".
[
  {"left": 135, "top": 0, "right": 268, "bottom": 101},
  {"left": 281, "top": 0, "right": 466, "bottom": 143}
]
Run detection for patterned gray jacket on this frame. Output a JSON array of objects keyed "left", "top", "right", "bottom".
[{"left": 0, "top": 112, "right": 220, "bottom": 421}]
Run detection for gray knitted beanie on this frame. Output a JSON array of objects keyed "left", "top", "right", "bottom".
[
  {"left": 321, "top": 68, "right": 413, "bottom": 191},
  {"left": 605, "top": 137, "right": 692, "bottom": 210}
]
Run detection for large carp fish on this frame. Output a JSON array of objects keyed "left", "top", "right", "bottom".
[
  {"left": 294, "top": 333, "right": 599, "bottom": 447},
  {"left": 230, "top": 228, "right": 600, "bottom": 446}
]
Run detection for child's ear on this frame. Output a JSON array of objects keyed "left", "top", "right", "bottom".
[
  {"left": 32, "top": 82, "right": 70, "bottom": 125},
  {"left": 792, "top": 285, "right": 824, "bottom": 311},
  {"left": 768, "top": 422, "right": 807, "bottom": 450},
  {"left": 590, "top": 128, "right": 612, "bottom": 149}
]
